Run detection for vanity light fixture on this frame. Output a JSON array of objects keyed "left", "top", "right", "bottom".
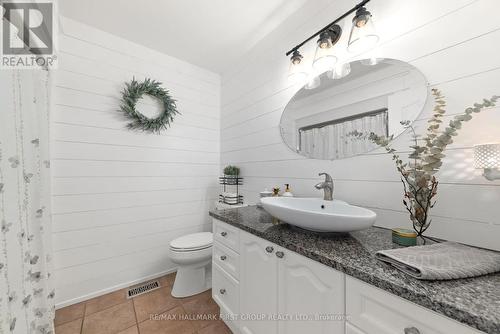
[
  {"left": 312, "top": 25, "right": 342, "bottom": 72},
  {"left": 347, "top": 6, "right": 380, "bottom": 53},
  {"left": 474, "top": 143, "right": 500, "bottom": 181},
  {"left": 285, "top": 0, "right": 378, "bottom": 84},
  {"left": 288, "top": 50, "right": 308, "bottom": 84}
]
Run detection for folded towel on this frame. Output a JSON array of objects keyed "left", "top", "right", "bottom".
[
  {"left": 224, "top": 199, "right": 239, "bottom": 204},
  {"left": 376, "top": 242, "right": 500, "bottom": 280}
]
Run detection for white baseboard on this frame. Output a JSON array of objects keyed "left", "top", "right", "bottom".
[{"left": 55, "top": 267, "right": 178, "bottom": 309}]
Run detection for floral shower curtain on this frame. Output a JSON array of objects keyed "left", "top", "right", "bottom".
[{"left": 0, "top": 70, "right": 54, "bottom": 333}]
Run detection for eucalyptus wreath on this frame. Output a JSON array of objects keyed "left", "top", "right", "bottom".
[{"left": 120, "top": 78, "right": 179, "bottom": 133}]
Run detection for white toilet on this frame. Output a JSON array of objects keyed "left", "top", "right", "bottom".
[{"left": 169, "top": 232, "right": 213, "bottom": 298}]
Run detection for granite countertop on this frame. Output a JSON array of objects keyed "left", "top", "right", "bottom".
[{"left": 209, "top": 205, "right": 500, "bottom": 334}]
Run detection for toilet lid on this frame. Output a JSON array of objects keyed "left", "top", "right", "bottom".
[{"left": 170, "top": 232, "right": 213, "bottom": 251}]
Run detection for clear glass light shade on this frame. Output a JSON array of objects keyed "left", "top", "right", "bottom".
[
  {"left": 312, "top": 45, "right": 338, "bottom": 72},
  {"left": 288, "top": 61, "right": 308, "bottom": 85},
  {"left": 327, "top": 63, "right": 351, "bottom": 80},
  {"left": 347, "top": 18, "right": 379, "bottom": 54},
  {"left": 304, "top": 74, "right": 321, "bottom": 90},
  {"left": 317, "top": 33, "right": 333, "bottom": 49},
  {"left": 474, "top": 143, "right": 500, "bottom": 168},
  {"left": 361, "top": 57, "right": 383, "bottom": 66}
]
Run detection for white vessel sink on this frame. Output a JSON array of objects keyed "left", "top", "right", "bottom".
[{"left": 260, "top": 197, "right": 376, "bottom": 232}]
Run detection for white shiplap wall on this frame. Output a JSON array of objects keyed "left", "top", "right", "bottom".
[
  {"left": 221, "top": 0, "right": 500, "bottom": 251},
  {"left": 53, "top": 18, "right": 220, "bottom": 307}
]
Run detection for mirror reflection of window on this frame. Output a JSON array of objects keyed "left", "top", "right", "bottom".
[
  {"left": 280, "top": 59, "right": 429, "bottom": 160},
  {"left": 299, "top": 109, "right": 388, "bottom": 159}
]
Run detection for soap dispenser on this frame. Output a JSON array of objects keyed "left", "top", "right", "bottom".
[{"left": 282, "top": 184, "right": 294, "bottom": 197}]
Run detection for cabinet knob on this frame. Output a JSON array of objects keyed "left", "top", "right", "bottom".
[
  {"left": 276, "top": 251, "right": 284, "bottom": 258},
  {"left": 220, "top": 231, "right": 227, "bottom": 237},
  {"left": 219, "top": 289, "right": 226, "bottom": 295},
  {"left": 404, "top": 327, "right": 420, "bottom": 334},
  {"left": 265, "top": 246, "right": 274, "bottom": 253},
  {"left": 220, "top": 255, "right": 227, "bottom": 261}
]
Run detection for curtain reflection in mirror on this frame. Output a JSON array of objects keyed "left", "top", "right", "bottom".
[{"left": 299, "top": 110, "right": 387, "bottom": 159}]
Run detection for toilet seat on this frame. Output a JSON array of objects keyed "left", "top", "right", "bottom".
[
  {"left": 170, "top": 244, "right": 212, "bottom": 252},
  {"left": 170, "top": 232, "right": 213, "bottom": 252}
]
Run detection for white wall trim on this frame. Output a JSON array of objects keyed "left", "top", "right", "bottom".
[{"left": 55, "top": 267, "right": 178, "bottom": 309}]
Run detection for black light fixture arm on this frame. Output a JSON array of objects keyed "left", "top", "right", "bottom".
[{"left": 285, "top": 0, "right": 371, "bottom": 56}]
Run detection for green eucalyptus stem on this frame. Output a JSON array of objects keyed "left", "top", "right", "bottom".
[{"left": 350, "top": 90, "right": 499, "bottom": 237}]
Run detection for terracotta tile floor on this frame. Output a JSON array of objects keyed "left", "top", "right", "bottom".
[{"left": 54, "top": 273, "right": 232, "bottom": 334}]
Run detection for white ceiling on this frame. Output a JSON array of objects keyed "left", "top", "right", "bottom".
[{"left": 59, "top": 0, "right": 308, "bottom": 74}]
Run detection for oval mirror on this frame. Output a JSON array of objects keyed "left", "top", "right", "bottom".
[{"left": 280, "top": 58, "right": 428, "bottom": 160}]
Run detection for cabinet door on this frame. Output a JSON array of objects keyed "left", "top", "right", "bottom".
[
  {"left": 212, "top": 262, "right": 240, "bottom": 332},
  {"left": 278, "top": 250, "right": 345, "bottom": 334},
  {"left": 240, "top": 232, "right": 278, "bottom": 334},
  {"left": 346, "top": 276, "right": 484, "bottom": 334}
]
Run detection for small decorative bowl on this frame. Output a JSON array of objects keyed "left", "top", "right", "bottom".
[{"left": 392, "top": 228, "right": 417, "bottom": 247}]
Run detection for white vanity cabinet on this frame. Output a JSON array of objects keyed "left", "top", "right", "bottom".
[
  {"left": 239, "top": 230, "right": 279, "bottom": 334},
  {"left": 240, "top": 231, "right": 345, "bottom": 334},
  {"left": 213, "top": 219, "right": 345, "bottom": 334},
  {"left": 345, "top": 277, "right": 484, "bottom": 334},
  {"left": 276, "top": 247, "right": 345, "bottom": 334},
  {"left": 212, "top": 220, "right": 241, "bottom": 333},
  {"left": 212, "top": 219, "right": 487, "bottom": 334}
]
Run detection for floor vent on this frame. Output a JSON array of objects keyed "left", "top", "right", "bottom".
[{"left": 127, "top": 280, "right": 160, "bottom": 299}]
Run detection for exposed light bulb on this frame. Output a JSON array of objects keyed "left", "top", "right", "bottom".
[
  {"left": 356, "top": 20, "right": 367, "bottom": 28},
  {"left": 317, "top": 31, "right": 333, "bottom": 49},
  {"left": 353, "top": 7, "right": 371, "bottom": 28},
  {"left": 290, "top": 50, "right": 303, "bottom": 65}
]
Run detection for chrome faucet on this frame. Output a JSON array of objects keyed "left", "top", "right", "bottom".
[{"left": 315, "top": 173, "right": 334, "bottom": 201}]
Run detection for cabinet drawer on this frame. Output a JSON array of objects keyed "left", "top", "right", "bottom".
[
  {"left": 346, "top": 276, "right": 484, "bottom": 334},
  {"left": 213, "top": 219, "right": 240, "bottom": 252},
  {"left": 214, "top": 241, "right": 240, "bottom": 280},
  {"left": 212, "top": 262, "right": 239, "bottom": 318}
]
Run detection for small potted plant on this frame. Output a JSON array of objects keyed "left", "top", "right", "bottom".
[{"left": 223, "top": 165, "right": 240, "bottom": 178}]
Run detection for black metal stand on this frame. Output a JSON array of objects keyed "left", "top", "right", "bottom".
[{"left": 219, "top": 176, "right": 244, "bottom": 205}]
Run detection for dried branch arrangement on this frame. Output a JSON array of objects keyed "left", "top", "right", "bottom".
[{"left": 351, "top": 89, "right": 498, "bottom": 239}]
